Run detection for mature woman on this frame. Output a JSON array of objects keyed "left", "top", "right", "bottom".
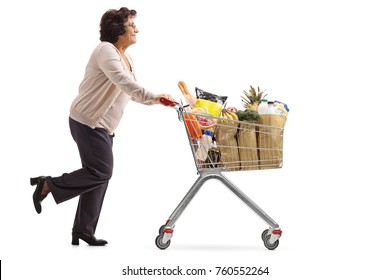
[{"left": 30, "top": 7, "right": 173, "bottom": 246}]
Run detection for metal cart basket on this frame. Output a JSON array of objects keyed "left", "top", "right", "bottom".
[{"left": 156, "top": 98, "right": 284, "bottom": 250}]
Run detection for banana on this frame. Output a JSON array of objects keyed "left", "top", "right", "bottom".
[
  {"left": 218, "top": 110, "right": 227, "bottom": 124},
  {"left": 221, "top": 110, "right": 232, "bottom": 120},
  {"left": 227, "top": 111, "right": 238, "bottom": 120},
  {"left": 226, "top": 113, "right": 233, "bottom": 120}
]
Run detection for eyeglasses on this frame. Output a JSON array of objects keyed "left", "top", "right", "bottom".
[{"left": 124, "top": 23, "right": 137, "bottom": 29}]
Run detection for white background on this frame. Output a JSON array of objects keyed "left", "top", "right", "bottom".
[{"left": 1, "top": 0, "right": 389, "bottom": 279}]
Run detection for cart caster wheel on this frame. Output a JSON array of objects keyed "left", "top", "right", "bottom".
[
  {"left": 263, "top": 235, "right": 279, "bottom": 250},
  {"left": 261, "top": 229, "right": 269, "bottom": 241},
  {"left": 155, "top": 234, "right": 171, "bottom": 250},
  {"left": 159, "top": 225, "right": 166, "bottom": 235}
]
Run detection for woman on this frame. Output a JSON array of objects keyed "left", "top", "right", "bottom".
[{"left": 30, "top": 7, "right": 173, "bottom": 246}]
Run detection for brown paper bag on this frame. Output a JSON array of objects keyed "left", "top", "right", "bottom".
[
  {"left": 237, "top": 121, "right": 259, "bottom": 171},
  {"left": 215, "top": 120, "right": 240, "bottom": 171},
  {"left": 258, "top": 115, "right": 286, "bottom": 169}
]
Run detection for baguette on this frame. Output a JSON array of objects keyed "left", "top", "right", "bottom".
[{"left": 178, "top": 81, "right": 196, "bottom": 108}]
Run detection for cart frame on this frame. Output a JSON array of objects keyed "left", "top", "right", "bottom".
[{"left": 155, "top": 99, "right": 283, "bottom": 250}]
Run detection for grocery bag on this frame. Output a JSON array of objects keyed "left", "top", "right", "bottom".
[
  {"left": 215, "top": 120, "right": 240, "bottom": 171},
  {"left": 258, "top": 115, "right": 286, "bottom": 169},
  {"left": 237, "top": 121, "right": 259, "bottom": 171}
]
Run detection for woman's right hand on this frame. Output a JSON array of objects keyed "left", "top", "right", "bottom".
[
  {"left": 156, "top": 94, "right": 180, "bottom": 107},
  {"left": 156, "top": 94, "right": 174, "bottom": 104}
]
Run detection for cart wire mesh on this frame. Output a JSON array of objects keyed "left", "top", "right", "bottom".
[{"left": 180, "top": 112, "right": 284, "bottom": 174}]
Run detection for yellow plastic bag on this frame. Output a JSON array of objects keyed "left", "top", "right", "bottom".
[
  {"left": 195, "top": 99, "right": 223, "bottom": 117},
  {"left": 195, "top": 87, "right": 227, "bottom": 117}
]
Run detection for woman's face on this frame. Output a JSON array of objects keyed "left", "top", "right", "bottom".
[{"left": 120, "top": 17, "right": 139, "bottom": 47}]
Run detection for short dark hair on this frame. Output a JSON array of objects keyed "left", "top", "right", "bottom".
[{"left": 99, "top": 7, "right": 137, "bottom": 43}]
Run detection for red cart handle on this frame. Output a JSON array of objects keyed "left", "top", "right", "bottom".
[{"left": 159, "top": 97, "right": 179, "bottom": 107}]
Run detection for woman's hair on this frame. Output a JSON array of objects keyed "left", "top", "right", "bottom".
[{"left": 100, "top": 7, "right": 137, "bottom": 43}]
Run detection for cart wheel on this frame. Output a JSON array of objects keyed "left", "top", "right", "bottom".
[
  {"left": 159, "top": 225, "right": 166, "bottom": 235},
  {"left": 263, "top": 235, "right": 279, "bottom": 250},
  {"left": 261, "top": 229, "right": 269, "bottom": 241},
  {"left": 155, "top": 234, "right": 171, "bottom": 250}
]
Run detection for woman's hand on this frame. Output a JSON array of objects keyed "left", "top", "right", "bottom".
[{"left": 156, "top": 94, "right": 174, "bottom": 104}]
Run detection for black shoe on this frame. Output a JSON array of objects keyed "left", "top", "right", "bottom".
[
  {"left": 30, "top": 176, "right": 47, "bottom": 214},
  {"left": 71, "top": 231, "right": 108, "bottom": 246}
]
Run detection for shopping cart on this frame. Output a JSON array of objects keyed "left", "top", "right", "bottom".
[{"left": 156, "top": 97, "right": 284, "bottom": 250}]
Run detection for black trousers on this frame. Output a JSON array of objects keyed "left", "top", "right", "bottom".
[{"left": 46, "top": 117, "right": 114, "bottom": 234}]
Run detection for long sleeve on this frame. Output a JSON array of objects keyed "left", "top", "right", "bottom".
[
  {"left": 96, "top": 44, "right": 158, "bottom": 105},
  {"left": 70, "top": 42, "right": 159, "bottom": 134}
]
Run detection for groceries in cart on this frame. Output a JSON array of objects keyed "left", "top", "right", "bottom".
[
  {"left": 195, "top": 129, "right": 213, "bottom": 161},
  {"left": 176, "top": 81, "right": 289, "bottom": 172},
  {"left": 194, "top": 87, "right": 228, "bottom": 117}
]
